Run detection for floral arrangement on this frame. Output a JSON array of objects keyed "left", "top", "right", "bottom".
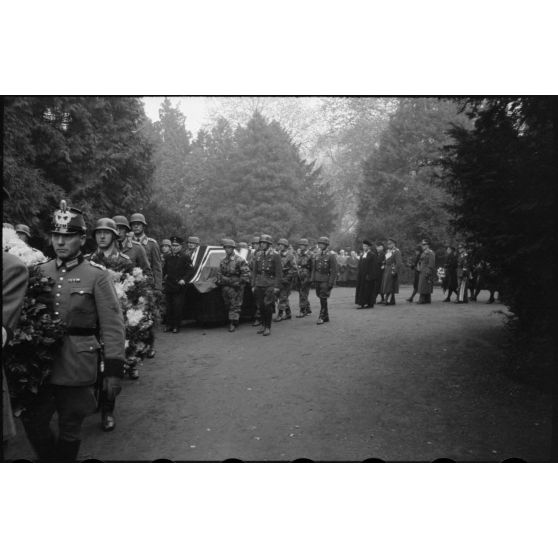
[
  {"left": 90, "top": 252, "right": 160, "bottom": 373},
  {"left": 3, "top": 227, "right": 66, "bottom": 408}
]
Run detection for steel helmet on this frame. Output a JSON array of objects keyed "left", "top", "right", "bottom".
[
  {"left": 129, "top": 213, "right": 147, "bottom": 226},
  {"left": 277, "top": 238, "right": 289, "bottom": 247},
  {"left": 238, "top": 242, "right": 248, "bottom": 249},
  {"left": 251, "top": 236, "right": 260, "bottom": 244},
  {"left": 259, "top": 234, "right": 273, "bottom": 245},
  {"left": 187, "top": 236, "right": 200, "bottom": 245},
  {"left": 222, "top": 238, "right": 236, "bottom": 248},
  {"left": 318, "top": 236, "right": 330, "bottom": 245},
  {"left": 94, "top": 218, "right": 118, "bottom": 236},
  {"left": 161, "top": 239, "right": 172, "bottom": 247},
  {"left": 113, "top": 215, "right": 131, "bottom": 230},
  {"left": 15, "top": 224, "right": 31, "bottom": 238},
  {"left": 297, "top": 238, "right": 309, "bottom": 246}
]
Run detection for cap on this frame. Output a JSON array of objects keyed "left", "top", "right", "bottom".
[
  {"left": 113, "top": 215, "right": 131, "bottom": 230},
  {"left": 15, "top": 224, "right": 31, "bottom": 237},
  {"left": 278, "top": 238, "right": 289, "bottom": 247},
  {"left": 170, "top": 235, "right": 184, "bottom": 244},
  {"left": 129, "top": 213, "right": 147, "bottom": 226},
  {"left": 318, "top": 236, "right": 330, "bottom": 245},
  {"left": 297, "top": 238, "right": 309, "bottom": 246},
  {"left": 362, "top": 239, "right": 372, "bottom": 246},
  {"left": 259, "top": 234, "right": 273, "bottom": 244},
  {"left": 51, "top": 200, "right": 86, "bottom": 235},
  {"left": 94, "top": 218, "right": 118, "bottom": 235},
  {"left": 161, "top": 239, "right": 172, "bottom": 247},
  {"left": 187, "top": 236, "right": 200, "bottom": 244},
  {"left": 222, "top": 238, "right": 236, "bottom": 248}
]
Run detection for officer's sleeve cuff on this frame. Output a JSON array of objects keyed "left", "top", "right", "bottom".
[{"left": 104, "top": 358, "right": 125, "bottom": 378}]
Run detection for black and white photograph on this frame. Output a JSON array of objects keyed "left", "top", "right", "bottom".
[{"left": 2, "top": 95, "right": 554, "bottom": 463}]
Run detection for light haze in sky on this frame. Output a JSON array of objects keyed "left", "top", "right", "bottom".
[{"left": 142, "top": 96, "right": 209, "bottom": 133}]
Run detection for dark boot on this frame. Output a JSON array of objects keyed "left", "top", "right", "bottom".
[
  {"left": 273, "top": 310, "right": 284, "bottom": 322},
  {"left": 228, "top": 321, "right": 236, "bottom": 332},
  {"left": 389, "top": 294, "right": 395, "bottom": 305},
  {"left": 284, "top": 308, "right": 292, "bottom": 320},
  {"left": 56, "top": 439, "right": 81, "bottom": 462}
]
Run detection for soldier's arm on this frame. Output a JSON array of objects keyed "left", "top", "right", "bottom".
[
  {"left": 136, "top": 243, "right": 153, "bottom": 280},
  {"left": 2, "top": 253, "right": 29, "bottom": 344},
  {"left": 273, "top": 254, "right": 282, "bottom": 289},
  {"left": 179, "top": 255, "right": 193, "bottom": 282},
  {"left": 94, "top": 271, "right": 126, "bottom": 377},
  {"left": 150, "top": 241, "right": 163, "bottom": 290},
  {"left": 328, "top": 253, "right": 338, "bottom": 287}
]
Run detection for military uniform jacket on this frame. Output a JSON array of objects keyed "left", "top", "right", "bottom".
[
  {"left": 120, "top": 237, "right": 152, "bottom": 276},
  {"left": 252, "top": 248, "right": 282, "bottom": 288},
  {"left": 296, "top": 250, "right": 314, "bottom": 282},
  {"left": 135, "top": 233, "right": 162, "bottom": 290},
  {"left": 163, "top": 253, "right": 193, "bottom": 293},
  {"left": 312, "top": 250, "right": 338, "bottom": 287},
  {"left": 456, "top": 252, "right": 469, "bottom": 279},
  {"left": 217, "top": 254, "right": 251, "bottom": 287},
  {"left": 86, "top": 247, "right": 132, "bottom": 271},
  {"left": 279, "top": 249, "right": 298, "bottom": 285},
  {"left": 38, "top": 255, "right": 125, "bottom": 387}
]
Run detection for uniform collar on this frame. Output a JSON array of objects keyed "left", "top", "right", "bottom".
[{"left": 56, "top": 253, "right": 83, "bottom": 270}]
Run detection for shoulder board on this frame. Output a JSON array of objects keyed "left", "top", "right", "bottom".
[
  {"left": 147, "top": 237, "right": 158, "bottom": 244},
  {"left": 120, "top": 253, "right": 131, "bottom": 260},
  {"left": 89, "top": 261, "right": 106, "bottom": 271},
  {"left": 131, "top": 240, "right": 142, "bottom": 246}
]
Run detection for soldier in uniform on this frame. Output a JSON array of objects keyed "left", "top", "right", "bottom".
[
  {"left": 247, "top": 235, "right": 261, "bottom": 326},
  {"left": 216, "top": 239, "right": 251, "bottom": 332},
  {"left": 295, "top": 238, "right": 313, "bottom": 318},
  {"left": 162, "top": 236, "right": 193, "bottom": 333},
  {"left": 15, "top": 223, "right": 46, "bottom": 259},
  {"left": 86, "top": 217, "right": 134, "bottom": 426},
  {"left": 311, "top": 236, "right": 338, "bottom": 324},
  {"left": 160, "top": 239, "right": 172, "bottom": 262},
  {"left": 274, "top": 238, "right": 298, "bottom": 322},
  {"left": 113, "top": 215, "right": 153, "bottom": 281},
  {"left": 455, "top": 243, "right": 470, "bottom": 303},
  {"left": 129, "top": 213, "right": 161, "bottom": 358},
  {"left": 185, "top": 236, "right": 200, "bottom": 260},
  {"left": 251, "top": 234, "right": 282, "bottom": 336},
  {"left": 381, "top": 238, "right": 403, "bottom": 305},
  {"left": 417, "top": 238, "right": 436, "bottom": 304},
  {"left": 20, "top": 201, "right": 125, "bottom": 461}
]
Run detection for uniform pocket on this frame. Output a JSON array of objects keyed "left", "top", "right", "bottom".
[
  {"left": 69, "top": 287, "right": 96, "bottom": 328},
  {"left": 72, "top": 335, "right": 101, "bottom": 353}
]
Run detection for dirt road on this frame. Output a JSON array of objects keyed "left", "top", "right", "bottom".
[{"left": 4, "top": 286, "right": 552, "bottom": 462}]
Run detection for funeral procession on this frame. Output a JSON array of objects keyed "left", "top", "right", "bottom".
[{"left": 1, "top": 96, "right": 553, "bottom": 462}]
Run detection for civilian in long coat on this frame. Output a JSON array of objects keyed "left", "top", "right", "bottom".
[
  {"left": 355, "top": 240, "right": 377, "bottom": 308},
  {"left": 381, "top": 238, "right": 403, "bottom": 305},
  {"left": 406, "top": 245, "right": 423, "bottom": 302},
  {"left": 417, "top": 238, "right": 436, "bottom": 304},
  {"left": 374, "top": 242, "right": 386, "bottom": 303}
]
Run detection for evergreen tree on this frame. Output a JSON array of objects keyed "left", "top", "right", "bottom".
[{"left": 357, "top": 98, "right": 464, "bottom": 256}]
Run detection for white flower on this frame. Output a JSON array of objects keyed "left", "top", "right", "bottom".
[
  {"left": 114, "top": 282, "right": 128, "bottom": 301},
  {"left": 132, "top": 267, "right": 143, "bottom": 279},
  {"left": 124, "top": 340, "right": 130, "bottom": 349},
  {"left": 126, "top": 308, "right": 144, "bottom": 327},
  {"left": 3, "top": 227, "right": 47, "bottom": 266}
]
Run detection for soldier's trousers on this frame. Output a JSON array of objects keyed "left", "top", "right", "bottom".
[
  {"left": 222, "top": 285, "right": 244, "bottom": 322},
  {"left": 254, "top": 286, "right": 276, "bottom": 328},
  {"left": 277, "top": 284, "right": 291, "bottom": 314},
  {"left": 165, "top": 289, "right": 186, "bottom": 329},
  {"left": 20, "top": 383, "right": 96, "bottom": 459},
  {"left": 298, "top": 282, "right": 311, "bottom": 313},
  {"left": 315, "top": 282, "right": 332, "bottom": 318},
  {"left": 457, "top": 277, "right": 469, "bottom": 303}
]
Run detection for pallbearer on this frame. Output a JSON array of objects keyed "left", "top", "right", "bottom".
[
  {"left": 251, "top": 234, "right": 282, "bottom": 336},
  {"left": 274, "top": 238, "right": 297, "bottom": 322},
  {"left": 162, "top": 236, "right": 193, "bottom": 333},
  {"left": 312, "top": 236, "right": 338, "bottom": 324},
  {"left": 216, "top": 239, "right": 251, "bottom": 332},
  {"left": 295, "top": 238, "right": 313, "bottom": 318}
]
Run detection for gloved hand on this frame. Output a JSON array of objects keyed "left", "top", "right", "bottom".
[{"left": 103, "top": 376, "right": 122, "bottom": 399}]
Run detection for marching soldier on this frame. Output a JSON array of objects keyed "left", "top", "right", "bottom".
[
  {"left": 311, "top": 236, "right": 338, "bottom": 324},
  {"left": 113, "top": 215, "right": 153, "bottom": 280},
  {"left": 160, "top": 239, "right": 172, "bottom": 262},
  {"left": 274, "top": 238, "right": 298, "bottom": 322},
  {"left": 251, "top": 234, "right": 282, "bottom": 336},
  {"left": 295, "top": 238, "right": 313, "bottom": 318},
  {"left": 247, "top": 235, "right": 262, "bottom": 326},
  {"left": 216, "top": 239, "right": 251, "bottom": 332},
  {"left": 162, "top": 236, "right": 193, "bottom": 333},
  {"left": 417, "top": 238, "right": 436, "bottom": 304},
  {"left": 129, "top": 212, "right": 161, "bottom": 359},
  {"left": 86, "top": 218, "right": 134, "bottom": 426},
  {"left": 20, "top": 201, "right": 125, "bottom": 461}
]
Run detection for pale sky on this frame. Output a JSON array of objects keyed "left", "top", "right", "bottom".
[{"left": 142, "top": 96, "right": 209, "bottom": 133}]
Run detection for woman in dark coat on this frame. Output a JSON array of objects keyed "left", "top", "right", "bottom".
[
  {"left": 380, "top": 238, "right": 403, "bottom": 305},
  {"left": 355, "top": 240, "right": 377, "bottom": 308},
  {"left": 442, "top": 246, "right": 458, "bottom": 302}
]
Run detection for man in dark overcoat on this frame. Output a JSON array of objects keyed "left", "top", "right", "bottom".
[{"left": 355, "top": 240, "right": 377, "bottom": 308}]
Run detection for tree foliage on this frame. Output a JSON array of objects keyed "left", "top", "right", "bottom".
[
  {"left": 442, "top": 97, "right": 555, "bottom": 333},
  {"left": 357, "top": 98, "right": 465, "bottom": 256},
  {"left": 3, "top": 96, "right": 155, "bottom": 247}
]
